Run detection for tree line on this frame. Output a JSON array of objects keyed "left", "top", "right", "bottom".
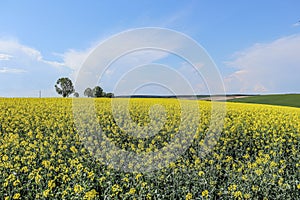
[{"left": 54, "top": 77, "right": 113, "bottom": 98}]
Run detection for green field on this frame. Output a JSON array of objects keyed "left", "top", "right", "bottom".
[{"left": 228, "top": 94, "right": 300, "bottom": 108}]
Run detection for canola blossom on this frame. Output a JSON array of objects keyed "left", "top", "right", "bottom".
[{"left": 0, "top": 98, "right": 299, "bottom": 199}]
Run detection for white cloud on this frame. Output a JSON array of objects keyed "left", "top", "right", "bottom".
[
  {"left": 225, "top": 34, "right": 300, "bottom": 93},
  {"left": 62, "top": 30, "right": 182, "bottom": 94},
  {"left": 62, "top": 48, "right": 91, "bottom": 80},
  {"left": 293, "top": 22, "right": 300, "bottom": 27},
  {"left": 0, "top": 54, "right": 12, "bottom": 60},
  {"left": 63, "top": 47, "right": 171, "bottom": 94},
  {"left": 66, "top": 28, "right": 225, "bottom": 96},
  {"left": 0, "top": 39, "right": 71, "bottom": 97},
  {"left": 0, "top": 27, "right": 223, "bottom": 97},
  {"left": 0, "top": 67, "right": 27, "bottom": 74}
]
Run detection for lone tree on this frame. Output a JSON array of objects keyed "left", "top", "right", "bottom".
[
  {"left": 84, "top": 88, "right": 93, "bottom": 97},
  {"left": 55, "top": 77, "right": 75, "bottom": 97},
  {"left": 93, "top": 86, "right": 103, "bottom": 97}
]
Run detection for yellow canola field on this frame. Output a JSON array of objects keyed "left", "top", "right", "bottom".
[{"left": 0, "top": 98, "right": 299, "bottom": 199}]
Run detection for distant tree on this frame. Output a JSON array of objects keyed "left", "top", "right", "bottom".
[
  {"left": 84, "top": 88, "right": 93, "bottom": 97},
  {"left": 73, "top": 92, "right": 79, "bottom": 97},
  {"left": 105, "top": 92, "right": 114, "bottom": 98},
  {"left": 55, "top": 77, "right": 74, "bottom": 97},
  {"left": 93, "top": 86, "right": 103, "bottom": 97},
  {"left": 84, "top": 85, "right": 113, "bottom": 98}
]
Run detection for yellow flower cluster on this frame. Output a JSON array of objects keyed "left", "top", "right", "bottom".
[{"left": 0, "top": 98, "right": 299, "bottom": 199}]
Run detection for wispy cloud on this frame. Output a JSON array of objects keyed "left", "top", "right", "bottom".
[
  {"left": 0, "top": 67, "right": 27, "bottom": 74},
  {"left": 63, "top": 47, "right": 173, "bottom": 93},
  {"left": 0, "top": 38, "right": 71, "bottom": 97},
  {"left": 0, "top": 53, "right": 12, "bottom": 60},
  {"left": 225, "top": 34, "right": 300, "bottom": 93},
  {"left": 62, "top": 29, "right": 184, "bottom": 93},
  {"left": 0, "top": 30, "right": 184, "bottom": 96},
  {"left": 64, "top": 28, "right": 225, "bottom": 96},
  {"left": 292, "top": 21, "right": 300, "bottom": 27}
]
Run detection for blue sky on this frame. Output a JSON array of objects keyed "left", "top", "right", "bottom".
[{"left": 0, "top": 0, "right": 300, "bottom": 97}]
